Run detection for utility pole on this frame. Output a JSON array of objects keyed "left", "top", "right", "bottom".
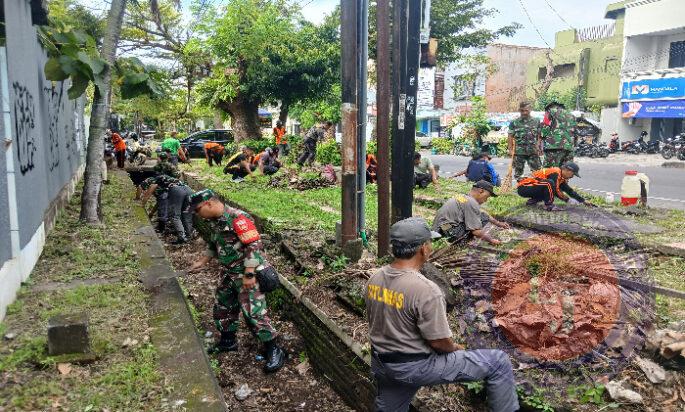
[
  {"left": 376, "top": 0, "right": 390, "bottom": 256},
  {"left": 340, "top": 0, "right": 359, "bottom": 247},
  {"left": 391, "top": 0, "right": 422, "bottom": 223},
  {"left": 356, "top": 0, "right": 369, "bottom": 239}
]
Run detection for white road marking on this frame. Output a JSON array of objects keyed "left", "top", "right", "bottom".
[{"left": 577, "top": 187, "right": 685, "bottom": 204}]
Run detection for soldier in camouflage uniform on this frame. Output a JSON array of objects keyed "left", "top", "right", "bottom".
[
  {"left": 153, "top": 152, "right": 180, "bottom": 178},
  {"left": 188, "top": 189, "right": 286, "bottom": 373},
  {"left": 541, "top": 102, "right": 576, "bottom": 168},
  {"left": 508, "top": 102, "right": 542, "bottom": 179}
]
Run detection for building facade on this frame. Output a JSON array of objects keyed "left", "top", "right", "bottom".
[
  {"left": 611, "top": 0, "right": 685, "bottom": 141},
  {"left": 526, "top": 1, "right": 627, "bottom": 109},
  {"left": 486, "top": 44, "right": 547, "bottom": 113},
  {"left": 0, "top": 0, "right": 87, "bottom": 319}
]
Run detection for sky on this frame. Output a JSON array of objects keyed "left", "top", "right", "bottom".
[{"left": 300, "top": 0, "right": 618, "bottom": 48}]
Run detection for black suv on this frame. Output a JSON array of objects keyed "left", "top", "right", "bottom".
[{"left": 180, "top": 129, "right": 234, "bottom": 158}]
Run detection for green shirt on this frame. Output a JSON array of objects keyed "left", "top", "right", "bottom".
[
  {"left": 414, "top": 157, "right": 434, "bottom": 175},
  {"left": 508, "top": 116, "right": 541, "bottom": 155},
  {"left": 161, "top": 138, "right": 181, "bottom": 153}
]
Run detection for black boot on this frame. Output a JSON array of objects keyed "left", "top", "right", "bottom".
[
  {"left": 155, "top": 221, "right": 166, "bottom": 233},
  {"left": 263, "top": 340, "right": 286, "bottom": 373},
  {"left": 172, "top": 237, "right": 188, "bottom": 245},
  {"left": 208, "top": 332, "right": 238, "bottom": 354}
]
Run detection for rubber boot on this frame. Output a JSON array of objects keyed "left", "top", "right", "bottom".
[
  {"left": 263, "top": 340, "right": 286, "bottom": 373},
  {"left": 172, "top": 237, "right": 188, "bottom": 245},
  {"left": 208, "top": 332, "right": 238, "bottom": 354}
]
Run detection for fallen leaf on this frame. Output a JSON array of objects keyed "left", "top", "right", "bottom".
[{"left": 57, "top": 363, "right": 72, "bottom": 375}]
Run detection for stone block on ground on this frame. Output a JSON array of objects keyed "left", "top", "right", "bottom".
[
  {"left": 47, "top": 313, "right": 90, "bottom": 356},
  {"left": 342, "top": 239, "right": 364, "bottom": 262}
]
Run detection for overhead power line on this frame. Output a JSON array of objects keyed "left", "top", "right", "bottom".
[
  {"left": 543, "top": 0, "right": 575, "bottom": 30},
  {"left": 516, "top": 0, "right": 556, "bottom": 53}
]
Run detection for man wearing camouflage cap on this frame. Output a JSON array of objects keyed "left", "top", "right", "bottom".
[
  {"left": 542, "top": 102, "right": 576, "bottom": 168},
  {"left": 365, "top": 217, "right": 518, "bottom": 412},
  {"left": 188, "top": 189, "right": 285, "bottom": 373}
]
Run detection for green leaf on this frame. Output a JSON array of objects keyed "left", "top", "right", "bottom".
[
  {"left": 124, "top": 72, "right": 149, "bottom": 85},
  {"left": 93, "top": 74, "right": 107, "bottom": 94},
  {"left": 44, "top": 57, "right": 69, "bottom": 81},
  {"left": 77, "top": 51, "right": 105, "bottom": 75},
  {"left": 67, "top": 73, "right": 90, "bottom": 99},
  {"left": 58, "top": 55, "right": 77, "bottom": 75}
]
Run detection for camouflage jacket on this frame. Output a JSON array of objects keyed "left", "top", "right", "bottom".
[
  {"left": 153, "top": 161, "right": 180, "bottom": 178},
  {"left": 204, "top": 206, "right": 268, "bottom": 276},
  {"left": 141, "top": 175, "right": 186, "bottom": 197},
  {"left": 541, "top": 106, "right": 576, "bottom": 151},
  {"left": 508, "top": 116, "right": 541, "bottom": 155}
]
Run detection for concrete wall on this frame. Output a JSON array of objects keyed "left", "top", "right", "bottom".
[
  {"left": 0, "top": 0, "right": 86, "bottom": 320},
  {"left": 485, "top": 44, "right": 547, "bottom": 112},
  {"left": 624, "top": 0, "right": 685, "bottom": 37}
]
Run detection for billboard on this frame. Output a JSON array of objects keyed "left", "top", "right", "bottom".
[
  {"left": 622, "top": 99, "right": 685, "bottom": 119},
  {"left": 621, "top": 77, "right": 685, "bottom": 101}
]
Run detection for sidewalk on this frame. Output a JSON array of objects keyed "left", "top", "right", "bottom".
[{"left": 0, "top": 171, "right": 223, "bottom": 411}]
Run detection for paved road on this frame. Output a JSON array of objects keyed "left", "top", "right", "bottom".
[{"left": 429, "top": 154, "right": 685, "bottom": 210}]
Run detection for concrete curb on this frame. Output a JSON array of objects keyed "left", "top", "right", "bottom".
[
  {"left": 662, "top": 161, "right": 685, "bottom": 169},
  {"left": 132, "top": 206, "right": 227, "bottom": 412}
]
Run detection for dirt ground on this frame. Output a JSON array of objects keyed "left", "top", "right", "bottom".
[{"left": 162, "top": 234, "right": 352, "bottom": 412}]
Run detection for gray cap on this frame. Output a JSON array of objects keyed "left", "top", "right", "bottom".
[
  {"left": 390, "top": 217, "right": 441, "bottom": 246},
  {"left": 562, "top": 162, "right": 580, "bottom": 177}
]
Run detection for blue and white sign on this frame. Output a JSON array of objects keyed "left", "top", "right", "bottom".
[
  {"left": 621, "top": 77, "right": 685, "bottom": 101},
  {"left": 622, "top": 99, "right": 685, "bottom": 119}
]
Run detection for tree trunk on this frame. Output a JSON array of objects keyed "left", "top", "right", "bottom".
[
  {"left": 213, "top": 110, "right": 223, "bottom": 129},
  {"left": 278, "top": 102, "right": 289, "bottom": 125},
  {"left": 218, "top": 95, "right": 261, "bottom": 141},
  {"left": 79, "top": 0, "right": 127, "bottom": 224}
]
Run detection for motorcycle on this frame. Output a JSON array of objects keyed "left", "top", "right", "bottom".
[
  {"left": 608, "top": 134, "right": 620, "bottom": 153},
  {"left": 661, "top": 133, "right": 685, "bottom": 160},
  {"left": 126, "top": 134, "right": 152, "bottom": 166},
  {"left": 576, "top": 141, "right": 610, "bottom": 158}
]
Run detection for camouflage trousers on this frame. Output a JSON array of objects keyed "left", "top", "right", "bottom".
[
  {"left": 543, "top": 149, "right": 574, "bottom": 168},
  {"left": 513, "top": 153, "right": 542, "bottom": 179},
  {"left": 213, "top": 274, "right": 277, "bottom": 342}
]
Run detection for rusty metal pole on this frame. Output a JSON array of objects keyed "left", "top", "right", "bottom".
[
  {"left": 376, "top": 0, "right": 390, "bottom": 256},
  {"left": 340, "top": 0, "right": 358, "bottom": 246}
]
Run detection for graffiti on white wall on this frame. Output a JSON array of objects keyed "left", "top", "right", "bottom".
[{"left": 12, "top": 82, "right": 36, "bottom": 175}]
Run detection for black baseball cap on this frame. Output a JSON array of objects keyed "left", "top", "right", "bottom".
[
  {"left": 390, "top": 217, "right": 441, "bottom": 246},
  {"left": 473, "top": 180, "right": 498, "bottom": 197},
  {"left": 562, "top": 162, "right": 580, "bottom": 177}
]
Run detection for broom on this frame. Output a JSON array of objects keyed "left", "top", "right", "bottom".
[{"left": 500, "top": 142, "right": 515, "bottom": 193}]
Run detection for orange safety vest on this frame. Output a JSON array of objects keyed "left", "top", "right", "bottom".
[
  {"left": 204, "top": 142, "right": 224, "bottom": 153},
  {"left": 517, "top": 167, "right": 569, "bottom": 200},
  {"left": 274, "top": 127, "right": 286, "bottom": 145},
  {"left": 112, "top": 133, "right": 126, "bottom": 151}
]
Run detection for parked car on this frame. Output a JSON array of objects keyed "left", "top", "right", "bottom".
[
  {"left": 179, "top": 129, "right": 234, "bottom": 158},
  {"left": 416, "top": 131, "right": 432, "bottom": 148}
]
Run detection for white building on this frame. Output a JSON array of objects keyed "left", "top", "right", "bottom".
[{"left": 607, "top": 0, "right": 685, "bottom": 141}]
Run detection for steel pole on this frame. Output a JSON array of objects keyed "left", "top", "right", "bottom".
[
  {"left": 376, "top": 0, "right": 390, "bottom": 256},
  {"left": 356, "top": 0, "right": 369, "bottom": 236},
  {"left": 340, "top": 0, "right": 359, "bottom": 245}
]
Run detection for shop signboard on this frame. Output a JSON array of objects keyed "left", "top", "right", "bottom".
[
  {"left": 621, "top": 77, "right": 685, "bottom": 101},
  {"left": 622, "top": 99, "right": 685, "bottom": 119}
]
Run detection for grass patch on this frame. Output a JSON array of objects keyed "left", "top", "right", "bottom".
[{"left": 0, "top": 172, "right": 165, "bottom": 411}]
